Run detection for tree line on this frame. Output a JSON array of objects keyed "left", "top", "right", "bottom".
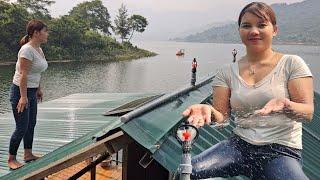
[{"left": 0, "top": 0, "right": 151, "bottom": 62}]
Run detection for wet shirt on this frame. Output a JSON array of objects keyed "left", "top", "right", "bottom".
[
  {"left": 212, "top": 55, "right": 312, "bottom": 149},
  {"left": 13, "top": 44, "right": 48, "bottom": 88}
]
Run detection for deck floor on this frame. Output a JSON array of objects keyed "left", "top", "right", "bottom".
[{"left": 46, "top": 160, "right": 122, "bottom": 180}]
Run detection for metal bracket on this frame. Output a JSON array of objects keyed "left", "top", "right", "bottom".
[{"left": 139, "top": 152, "right": 154, "bottom": 169}]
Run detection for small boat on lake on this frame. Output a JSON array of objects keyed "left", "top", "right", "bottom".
[{"left": 176, "top": 49, "right": 185, "bottom": 56}]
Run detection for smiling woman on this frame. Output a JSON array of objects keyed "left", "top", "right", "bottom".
[
  {"left": 238, "top": 2, "right": 277, "bottom": 53},
  {"left": 181, "top": 2, "right": 313, "bottom": 179}
]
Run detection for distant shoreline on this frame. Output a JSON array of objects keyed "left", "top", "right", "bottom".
[
  {"left": 170, "top": 40, "right": 320, "bottom": 46},
  {"left": 0, "top": 60, "right": 80, "bottom": 66},
  {"left": 168, "top": 39, "right": 320, "bottom": 46},
  {"left": 0, "top": 53, "right": 157, "bottom": 66},
  {"left": 0, "top": 45, "right": 157, "bottom": 66}
]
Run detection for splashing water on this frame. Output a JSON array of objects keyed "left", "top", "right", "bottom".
[{"left": 234, "top": 110, "right": 307, "bottom": 128}]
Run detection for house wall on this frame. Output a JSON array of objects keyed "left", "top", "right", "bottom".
[{"left": 122, "top": 141, "right": 169, "bottom": 180}]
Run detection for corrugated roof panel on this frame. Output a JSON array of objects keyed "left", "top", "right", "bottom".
[
  {"left": 121, "top": 76, "right": 214, "bottom": 153},
  {"left": 0, "top": 93, "right": 158, "bottom": 178},
  {"left": 301, "top": 129, "right": 320, "bottom": 178},
  {"left": 304, "top": 92, "right": 320, "bottom": 137}
]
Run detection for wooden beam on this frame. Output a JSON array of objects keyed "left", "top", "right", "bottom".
[{"left": 22, "top": 131, "right": 128, "bottom": 180}]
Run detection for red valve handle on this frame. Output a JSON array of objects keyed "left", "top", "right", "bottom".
[{"left": 182, "top": 130, "right": 191, "bottom": 141}]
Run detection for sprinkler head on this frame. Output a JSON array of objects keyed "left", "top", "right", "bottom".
[{"left": 176, "top": 124, "right": 199, "bottom": 145}]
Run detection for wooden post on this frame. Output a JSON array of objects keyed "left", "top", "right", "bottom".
[{"left": 90, "top": 157, "right": 96, "bottom": 180}]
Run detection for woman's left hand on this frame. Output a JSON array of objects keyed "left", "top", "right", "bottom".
[
  {"left": 36, "top": 88, "right": 43, "bottom": 102},
  {"left": 255, "top": 98, "right": 290, "bottom": 115}
]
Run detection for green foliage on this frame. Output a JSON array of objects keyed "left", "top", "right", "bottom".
[
  {"left": 114, "top": 4, "right": 130, "bottom": 42},
  {"left": 17, "top": 0, "right": 54, "bottom": 19},
  {"left": 0, "top": 1, "right": 30, "bottom": 59},
  {"left": 0, "top": 1, "right": 152, "bottom": 62},
  {"left": 128, "top": 14, "right": 148, "bottom": 41},
  {"left": 44, "top": 16, "right": 85, "bottom": 59},
  {"left": 49, "top": 16, "right": 84, "bottom": 47},
  {"left": 129, "top": 15, "right": 148, "bottom": 33},
  {"left": 69, "top": 0, "right": 112, "bottom": 35}
]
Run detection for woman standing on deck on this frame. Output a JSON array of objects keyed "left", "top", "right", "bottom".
[
  {"left": 8, "top": 20, "right": 48, "bottom": 170},
  {"left": 182, "top": 2, "right": 313, "bottom": 179}
]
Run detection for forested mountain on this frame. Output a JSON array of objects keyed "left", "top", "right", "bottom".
[
  {"left": 0, "top": 0, "right": 153, "bottom": 62},
  {"left": 174, "top": 0, "right": 320, "bottom": 45}
]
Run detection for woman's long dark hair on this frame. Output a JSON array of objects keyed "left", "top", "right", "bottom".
[{"left": 19, "top": 20, "right": 47, "bottom": 46}]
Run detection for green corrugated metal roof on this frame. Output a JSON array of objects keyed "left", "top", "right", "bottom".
[
  {"left": 121, "top": 76, "right": 214, "bottom": 153},
  {"left": 1, "top": 75, "right": 319, "bottom": 179},
  {"left": 0, "top": 93, "right": 157, "bottom": 179},
  {"left": 121, "top": 75, "right": 320, "bottom": 179}
]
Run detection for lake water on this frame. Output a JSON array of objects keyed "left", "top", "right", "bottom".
[{"left": 0, "top": 41, "right": 319, "bottom": 114}]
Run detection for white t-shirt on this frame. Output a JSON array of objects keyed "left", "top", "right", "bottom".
[
  {"left": 212, "top": 54, "right": 312, "bottom": 149},
  {"left": 13, "top": 44, "right": 48, "bottom": 88}
]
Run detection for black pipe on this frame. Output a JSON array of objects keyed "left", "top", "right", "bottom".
[{"left": 120, "top": 74, "right": 216, "bottom": 123}]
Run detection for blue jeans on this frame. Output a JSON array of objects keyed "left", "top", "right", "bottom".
[
  {"left": 191, "top": 135, "right": 308, "bottom": 180},
  {"left": 9, "top": 84, "right": 38, "bottom": 155}
]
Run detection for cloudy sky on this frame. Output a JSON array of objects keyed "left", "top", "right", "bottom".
[{"left": 47, "top": 0, "right": 304, "bottom": 41}]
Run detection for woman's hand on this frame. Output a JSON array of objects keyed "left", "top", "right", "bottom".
[
  {"left": 36, "top": 88, "right": 43, "bottom": 102},
  {"left": 255, "top": 98, "right": 290, "bottom": 115},
  {"left": 182, "top": 104, "right": 224, "bottom": 128},
  {"left": 17, "top": 97, "right": 28, "bottom": 113}
]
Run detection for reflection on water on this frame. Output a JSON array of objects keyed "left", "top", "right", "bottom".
[
  {"left": 0, "top": 65, "right": 15, "bottom": 113},
  {"left": 0, "top": 41, "right": 319, "bottom": 114}
]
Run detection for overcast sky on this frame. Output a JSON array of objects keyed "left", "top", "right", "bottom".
[{"left": 48, "top": 0, "right": 304, "bottom": 41}]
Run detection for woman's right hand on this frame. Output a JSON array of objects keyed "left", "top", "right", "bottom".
[
  {"left": 182, "top": 104, "right": 224, "bottom": 128},
  {"left": 17, "top": 97, "right": 28, "bottom": 113}
]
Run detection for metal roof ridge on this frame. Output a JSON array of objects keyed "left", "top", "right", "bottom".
[{"left": 120, "top": 73, "right": 216, "bottom": 124}]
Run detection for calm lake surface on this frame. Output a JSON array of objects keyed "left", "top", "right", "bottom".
[{"left": 0, "top": 41, "right": 319, "bottom": 113}]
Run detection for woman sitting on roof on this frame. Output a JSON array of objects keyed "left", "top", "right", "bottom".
[{"left": 182, "top": 2, "right": 313, "bottom": 179}]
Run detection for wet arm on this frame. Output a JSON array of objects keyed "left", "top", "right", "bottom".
[
  {"left": 287, "top": 77, "right": 314, "bottom": 121},
  {"left": 212, "top": 86, "right": 231, "bottom": 123}
]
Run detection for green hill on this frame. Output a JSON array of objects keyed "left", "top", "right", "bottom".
[
  {"left": 0, "top": 0, "right": 155, "bottom": 62},
  {"left": 174, "top": 0, "right": 320, "bottom": 45}
]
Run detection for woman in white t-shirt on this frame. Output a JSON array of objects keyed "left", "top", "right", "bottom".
[
  {"left": 8, "top": 20, "right": 48, "bottom": 170},
  {"left": 181, "top": 2, "right": 313, "bottom": 179}
]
